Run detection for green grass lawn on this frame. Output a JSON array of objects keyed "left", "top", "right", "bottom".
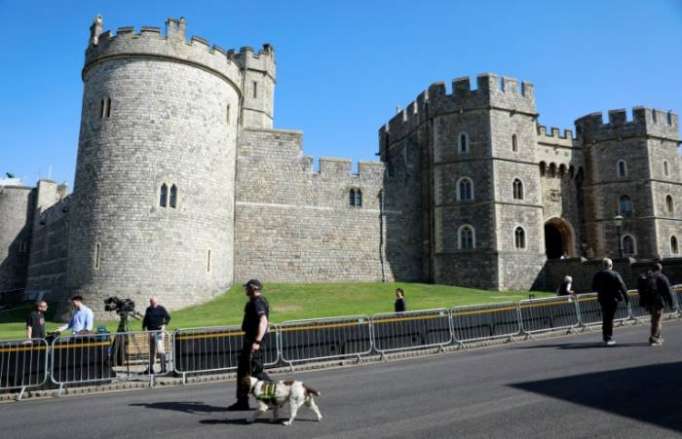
[{"left": 0, "top": 282, "right": 550, "bottom": 340}]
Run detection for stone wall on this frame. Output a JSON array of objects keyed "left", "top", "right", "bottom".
[
  {"left": 0, "top": 185, "right": 33, "bottom": 292},
  {"left": 234, "top": 128, "right": 393, "bottom": 283}
]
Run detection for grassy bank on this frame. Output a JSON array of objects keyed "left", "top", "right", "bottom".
[{"left": 0, "top": 282, "right": 548, "bottom": 340}]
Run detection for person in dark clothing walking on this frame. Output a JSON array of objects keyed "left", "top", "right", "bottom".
[
  {"left": 591, "top": 258, "right": 629, "bottom": 346},
  {"left": 142, "top": 296, "right": 171, "bottom": 374},
  {"left": 26, "top": 301, "right": 48, "bottom": 340},
  {"left": 227, "top": 279, "right": 272, "bottom": 411},
  {"left": 640, "top": 263, "right": 674, "bottom": 346},
  {"left": 394, "top": 288, "right": 406, "bottom": 313}
]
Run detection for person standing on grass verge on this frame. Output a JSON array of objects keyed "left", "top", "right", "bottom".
[
  {"left": 26, "top": 300, "right": 48, "bottom": 340},
  {"left": 591, "top": 258, "right": 629, "bottom": 346},
  {"left": 638, "top": 263, "right": 674, "bottom": 346},
  {"left": 142, "top": 296, "right": 171, "bottom": 374},
  {"left": 228, "top": 279, "right": 272, "bottom": 411},
  {"left": 57, "top": 296, "right": 94, "bottom": 335},
  {"left": 394, "top": 288, "right": 406, "bottom": 312}
]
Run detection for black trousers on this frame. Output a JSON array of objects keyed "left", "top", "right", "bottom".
[
  {"left": 236, "top": 339, "right": 271, "bottom": 402},
  {"left": 600, "top": 301, "right": 618, "bottom": 342}
]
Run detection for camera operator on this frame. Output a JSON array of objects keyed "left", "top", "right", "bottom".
[
  {"left": 57, "top": 296, "right": 94, "bottom": 335},
  {"left": 142, "top": 296, "right": 171, "bottom": 374}
]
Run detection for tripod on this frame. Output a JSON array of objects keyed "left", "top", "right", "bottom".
[{"left": 111, "top": 310, "right": 143, "bottom": 368}]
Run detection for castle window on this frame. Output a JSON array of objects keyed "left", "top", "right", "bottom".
[
  {"left": 226, "top": 104, "right": 231, "bottom": 124},
  {"left": 105, "top": 97, "right": 111, "bottom": 118},
  {"left": 458, "top": 132, "right": 469, "bottom": 154},
  {"left": 207, "top": 249, "right": 212, "bottom": 272},
  {"left": 622, "top": 234, "right": 636, "bottom": 256},
  {"left": 458, "top": 225, "right": 476, "bottom": 250},
  {"left": 514, "top": 227, "right": 526, "bottom": 250},
  {"left": 170, "top": 185, "right": 178, "bottom": 209},
  {"left": 457, "top": 177, "right": 474, "bottom": 201},
  {"left": 350, "top": 188, "right": 363, "bottom": 207},
  {"left": 160, "top": 184, "right": 168, "bottom": 208},
  {"left": 666, "top": 195, "right": 674, "bottom": 214},
  {"left": 672, "top": 236, "right": 679, "bottom": 255},
  {"left": 617, "top": 160, "right": 627, "bottom": 178},
  {"left": 513, "top": 178, "right": 524, "bottom": 200},
  {"left": 94, "top": 242, "right": 101, "bottom": 270},
  {"left": 99, "top": 99, "right": 105, "bottom": 119},
  {"left": 664, "top": 161, "right": 670, "bottom": 177},
  {"left": 539, "top": 162, "right": 547, "bottom": 177},
  {"left": 252, "top": 81, "right": 258, "bottom": 99},
  {"left": 512, "top": 134, "right": 518, "bottom": 152},
  {"left": 619, "top": 195, "right": 633, "bottom": 217},
  {"left": 18, "top": 240, "right": 27, "bottom": 254}
]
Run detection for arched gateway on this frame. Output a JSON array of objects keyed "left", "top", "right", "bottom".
[{"left": 544, "top": 217, "right": 575, "bottom": 259}]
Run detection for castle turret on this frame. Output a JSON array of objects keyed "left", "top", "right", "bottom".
[
  {"left": 233, "top": 44, "right": 276, "bottom": 129},
  {"left": 0, "top": 180, "right": 34, "bottom": 293},
  {"left": 577, "top": 107, "right": 682, "bottom": 259},
  {"left": 66, "top": 16, "right": 252, "bottom": 315}
]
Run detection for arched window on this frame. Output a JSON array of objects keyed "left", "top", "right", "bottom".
[
  {"left": 666, "top": 195, "right": 674, "bottom": 214},
  {"left": 617, "top": 160, "right": 627, "bottom": 178},
  {"left": 457, "top": 177, "right": 474, "bottom": 201},
  {"left": 672, "top": 236, "right": 679, "bottom": 255},
  {"left": 160, "top": 184, "right": 168, "bottom": 208},
  {"left": 513, "top": 178, "right": 524, "bottom": 200},
  {"left": 350, "top": 188, "right": 363, "bottom": 207},
  {"left": 515, "top": 227, "right": 526, "bottom": 249},
  {"left": 619, "top": 195, "right": 633, "bottom": 217},
  {"left": 170, "top": 185, "right": 178, "bottom": 208},
  {"left": 458, "top": 225, "right": 476, "bottom": 250},
  {"left": 512, "top": 134, "right": 518, "bottom": 152},
  {"left": 664, "top": 161, "right": 670, "bottom": 177},
  {"left": 622, "top": 234, "right": 636, "bottom": 256},
  {"left": 539, "top": 162, "right": 547, "bottom": 177},
  {"left": 458, "top": 132, "right": 469, "bottom": 154}
]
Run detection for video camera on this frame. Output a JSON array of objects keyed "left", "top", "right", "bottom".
[{"left": 104, "top": 296, "right": 139, "bottom": 316}]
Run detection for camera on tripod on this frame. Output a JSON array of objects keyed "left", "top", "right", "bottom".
[{"left": 104, "top": 296, "right": 137, "bottom": 316}]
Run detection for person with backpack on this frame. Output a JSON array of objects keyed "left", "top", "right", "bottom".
[
  {"left": 638, "top": 263, "right": 674, "bottom": 346},
  {"left": 591, "top": 258, "right": 629, "bottom": 346}
]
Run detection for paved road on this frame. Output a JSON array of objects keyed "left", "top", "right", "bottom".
[{"left": 3, "top": 321, "right": 682, "bottom": 439}]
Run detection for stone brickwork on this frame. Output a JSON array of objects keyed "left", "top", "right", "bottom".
[{"left": 3, "top": 16, "right": 682, "bottom": 316}]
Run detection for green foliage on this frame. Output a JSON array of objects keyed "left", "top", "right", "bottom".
[{"left": 0, "top": 283, "right": 547, "bottom": 340}]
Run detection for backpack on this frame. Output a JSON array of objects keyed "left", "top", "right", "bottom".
[{"left": 637, "top": 272, "right": 657, "bottom": 308}]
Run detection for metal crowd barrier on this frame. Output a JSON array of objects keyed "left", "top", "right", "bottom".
[
  {"left": 279, "top": 316, "right": 372, "bottom": 366},
  {"left": 110, "top": 330, "right": 174, "bottom": 384},
  {"left": 518, "top": 296, "right": 580, "bottom": 335},
  {"left": 0, "top": 338, "right": 49, "bottom": 399},
  {"left": 371, "top": 308, "right": 452, "bottom": 354},
  {"left": 451, "top": 302, "right": 521, "bottom": 343},
  {"left": 51, "top": 333, "right": 114, "bottom": 388},
  {"left": 173, "top": 325, "right": 279, "bottom": 379}
]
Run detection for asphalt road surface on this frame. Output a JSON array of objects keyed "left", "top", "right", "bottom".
[{"left": 3, "top": 321, "right": 682, "bottom": 439}]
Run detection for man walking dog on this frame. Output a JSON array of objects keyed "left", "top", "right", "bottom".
[{"left": 228, "top": 279, "right": 272, "bottom": 411}]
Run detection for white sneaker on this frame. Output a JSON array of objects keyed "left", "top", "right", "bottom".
[{"left": 605, "top": 340, "right": 616, "bottom": 346}]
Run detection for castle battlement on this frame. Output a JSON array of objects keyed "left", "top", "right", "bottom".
[
  {"left": 380, "top": 73, "right": 537, "bottom": 142},
  {"left": 575, "top": 107, "right": 680, "bottom": 142},
  {"left": 312, "top": 157, "right": 384, "bottom": 179},
  {"left": 536, "top": 124, "right": 575, "bottom": 147},
  {"left": 84, "top": 17, "right": 277, "bottom": 94}
]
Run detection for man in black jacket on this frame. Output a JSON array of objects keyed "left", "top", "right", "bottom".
[
  {"left": 142, "top": 296, "right": 171, "bottom": 374},
  {"left": 645, "top": 263, "right": 674, "bottom": 346},
  {"left": 591, "top": 258, "right": 629, "bottom": 346},
  {"left": 228, "top": 279, "right": 272, "bottom": 411}
]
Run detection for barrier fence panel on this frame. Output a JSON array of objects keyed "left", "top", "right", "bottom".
[
  {"left": 450, "top": 302, "right": 521, "bottom": 343},
  {"left": 110, "top": 330, "right": 173, "bottom": 380},
  {"left": 576, "top": 293, "right": 632, "bottom": 327},
  {"left": 51, "top": 334, "right": 114, "bottom": 386},
  {"left": 0, "top": 338, "right": 49, "bottom": 393},
  {"left": 279, "top": 316, "right": 371, "bottom": 364},
  {"left": 174, "top": 326, "right": 279, "bottom": 375},
  {"left": 371, "top": 309, "right": 452, "bottom": 354},
  {"left": 518, "top": 296, "right": 580, "bottom": 334},
  {"left": 673, "top": 285, "right": 682, "bottom": 314}
]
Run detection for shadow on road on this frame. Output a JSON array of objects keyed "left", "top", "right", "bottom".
[
  {"left": 130, "top": 401, "right": 226, "bottom": 414},
  {"left": 511, "top": 361, "right": 682, "bottom": 433}
]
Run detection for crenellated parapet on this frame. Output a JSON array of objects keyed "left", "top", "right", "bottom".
[
  {"left": 85, "top": 17, "right": 249, "bottom": 94},
  {"left": 315, "top": 158, "right": 384, "bottom": 180},
  {"left": 575, "top": 107, "right": 680, "bottom": 143},
  {"left": 536, "top": 124, "right": 576, "bottom": 148},
  {"left": 380, "top": 73, "right": 536, "bottom": 143},
  {"left": 231, "top": 44, "right": 276, "bottom": 80}
]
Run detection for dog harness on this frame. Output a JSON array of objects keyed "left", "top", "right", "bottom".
[{"left": 256, "top": 382, "right": 278, "bottom": 403}]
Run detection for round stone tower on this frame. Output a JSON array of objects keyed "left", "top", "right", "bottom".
[{"left": 66, "top": 16, "right": 274, "bottom": 316}]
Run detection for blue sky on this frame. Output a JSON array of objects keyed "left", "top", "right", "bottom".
[{"left": 1, "top": 0, "right": 681, "bottom": 187}]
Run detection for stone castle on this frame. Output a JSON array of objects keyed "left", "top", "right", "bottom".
[{"left": 1, "top": 17, "right": 680, "bottom": 315}]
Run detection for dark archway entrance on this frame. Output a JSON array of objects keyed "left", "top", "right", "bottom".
[{"left": 544, "top": 218, "right": 574, "bottom": 259}]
